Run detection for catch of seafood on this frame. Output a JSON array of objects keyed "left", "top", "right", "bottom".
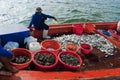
[{"left": 53, "top": 33, "right": 115, "bottom": 56}]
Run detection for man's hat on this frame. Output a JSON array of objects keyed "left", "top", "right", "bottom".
[{"left": 36, "top": 7, "right": 42, "bottom": 12}]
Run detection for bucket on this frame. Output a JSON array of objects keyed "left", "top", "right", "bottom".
[
  {"left": 80, "top": 43, "right": 93, "bottom": 55},
  {"left": 65, "top": 43, "right": 79, "bottom": 53},
  {"left": 32, "top": 50, "right": 58, "bottom": 71},
  {"left": 10, "top": 48, "right": 32, "bottom": 70},
  {"left": 72, "top": 24, "right": 83, "bottom": 35},
  {"left": 58, "top": 51, "right": 82, "bottom": 71},
  {"left": 41, "top": 39, "right": 61, "bottom": 55},
  {"left": 28, "top": 42, "right": 41, "bottom": 53}
]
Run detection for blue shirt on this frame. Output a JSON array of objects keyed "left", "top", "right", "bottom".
[
  {"left": 0, "top": 44, "right": 13, "bottom": 58},
  {"left": 29, "top": 13, "right": 54, "bottom": 29}
]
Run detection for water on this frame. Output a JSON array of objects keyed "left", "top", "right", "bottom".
[{"left": 0, "top": 0, "right": 120, "bottom": 26}]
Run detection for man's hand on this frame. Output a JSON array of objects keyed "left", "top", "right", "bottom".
[
  {"left": 28, "top": 27, "right": 35, "bottom": 31},
  {"left": 53, "top": 17, "right": 57, "bottom": 21}
]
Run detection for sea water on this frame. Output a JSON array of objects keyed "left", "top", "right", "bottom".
[{"left": 0, "top": 0, "right": 120, "bottom": 27}]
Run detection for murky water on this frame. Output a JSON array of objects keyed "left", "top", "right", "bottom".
[{"left": 0, "top": 0, "right": 120, "bottom": 26}]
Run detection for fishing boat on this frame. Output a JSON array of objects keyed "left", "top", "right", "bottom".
[{"left": 1, "top": 22, "right": 120, "bottom": 80}]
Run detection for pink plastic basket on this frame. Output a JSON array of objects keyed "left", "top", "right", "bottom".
[{"left": 80, "top": 43, "right": 93, "bottom": 55}]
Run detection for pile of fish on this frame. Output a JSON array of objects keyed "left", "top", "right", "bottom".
[{"left": 53, "top": 34, "right": 115, "bottom": 56}]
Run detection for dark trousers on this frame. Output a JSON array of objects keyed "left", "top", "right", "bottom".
[{"left": 36, "top": 23, "right": 49, "bottom": 30}]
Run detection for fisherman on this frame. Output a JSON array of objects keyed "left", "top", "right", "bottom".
[
  {"left": 28, "top": 7, "right": 57, "bottom": 39},
  {"left": 0, "top": 44, "right": 19, "bottom": 76}
]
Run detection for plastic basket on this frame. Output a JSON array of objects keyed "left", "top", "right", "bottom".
[
  {"left": 33, "top": 50, "right": 58, "bottom": 71},
  {"left": 83, "top": 23, "right": 95, "bottom": 34},
  {"left": 80, "top": 43, "right": 93, "bottom": 55},
  {"left": 65, "top": 43, "right": 79, "bottom": 53},
  {"left": 58, "top": 51, "right": 82, "bottom": 71},
  {"left": 72, "top": 24, "right": 83, "bottom": 35},
  {"left": 41, "top": 39, "right": 61, "bottom": 55},
  {"left": 10, "top": 48, "right": 32, "bottom": 70}
]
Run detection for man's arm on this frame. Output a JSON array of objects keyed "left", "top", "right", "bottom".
[
  {"left": 0, "top": 45, "right": 13, "bottom": 58},
  {"left": 28, "top": 15, "right": 34, "bottom": 28},
  {"left": 43, "top": 14, "right": 57, "bottom": 21}
]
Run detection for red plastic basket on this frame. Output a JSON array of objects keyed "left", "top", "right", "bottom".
[
  {"left": 83, "top": 23, "right": 95, "bottom": 34},
  {"left": 33, "top": 50, "right": 58, "bottom": 71},
  {"left": 65, "top": 43, "right": 79, "bottom": 53},
  {"left": 41, "top": 39, "right": 61, "bottom": 55},
  {"left": 10, "top": 48, "right": 32, "bottom": 70},
  {"left": 58, "top": 51, "right": 82, "bottom": 71}
]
